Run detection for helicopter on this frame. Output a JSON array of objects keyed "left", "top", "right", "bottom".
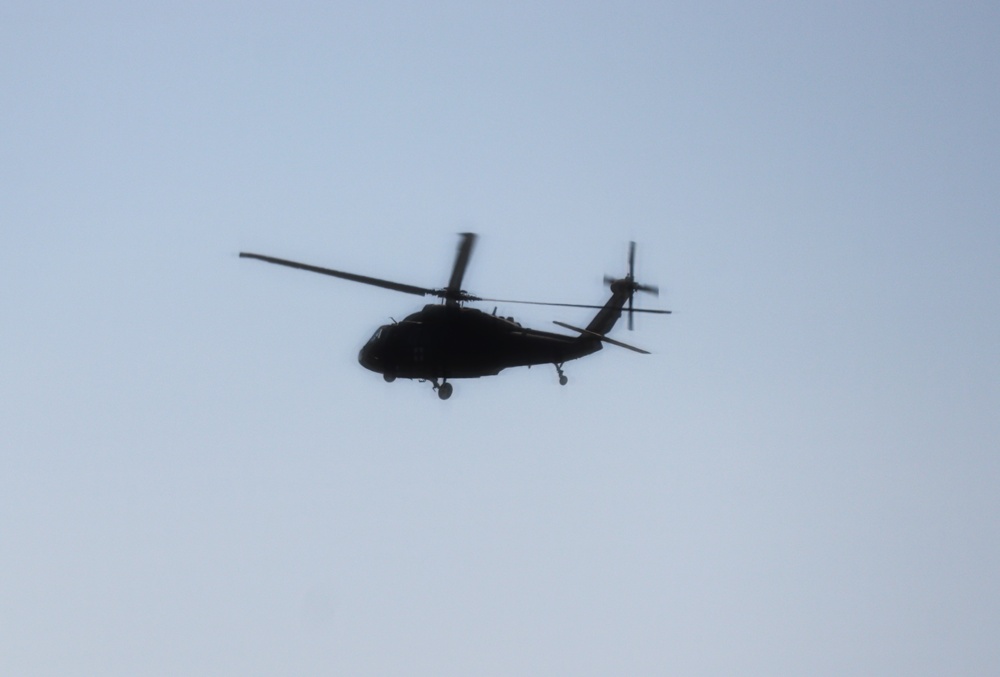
[{"left": 240, "top": 233, "right": 669, "bottom": 399}]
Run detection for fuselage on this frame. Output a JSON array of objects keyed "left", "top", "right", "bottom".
[{"left": 357, "top": 304, "right": 601, "bottom": 380}]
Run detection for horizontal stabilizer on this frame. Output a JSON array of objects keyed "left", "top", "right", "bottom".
[{"left": 553, "top": 321, "right": 650, "bottom": 354}]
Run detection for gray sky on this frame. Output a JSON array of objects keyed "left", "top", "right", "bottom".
[{"left": 3, "top": 2, "right": 998, "bottom": 675}]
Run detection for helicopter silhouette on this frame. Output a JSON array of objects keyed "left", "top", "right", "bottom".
[{"left": 240, "top": 233, "right": 669, "bottom": 399}]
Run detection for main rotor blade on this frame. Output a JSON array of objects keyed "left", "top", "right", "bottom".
[
  {"left": 239, "top": 252, "right": 434, "bottom": 297},
  {"left": 445, "top": 233, "right": 477, "bottom": 301},
  {"left": 479, "top": 296, "right": 671, "bottom": 313}
]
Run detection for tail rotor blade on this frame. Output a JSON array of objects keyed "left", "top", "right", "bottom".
[{"left": 628, "top": 240, "right": 636, "bottom": 279}]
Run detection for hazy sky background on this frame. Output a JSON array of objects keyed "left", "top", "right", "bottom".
[{"left": 3, "top": 2, "right": 998, "bottom": 675}]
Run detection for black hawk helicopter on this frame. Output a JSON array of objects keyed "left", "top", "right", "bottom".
[{"left": 240, "top": 233, "right": 669, "bottom": 399}]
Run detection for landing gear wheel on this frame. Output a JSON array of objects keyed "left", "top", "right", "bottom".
[
  {"left": 437, "top": 382, "right": 453, "bottom": 400},
  {"left": 555, "top": 363, "right": 568, "bottom": 386},
  {"left": 383, "top": 373, "right": 396, "bottom": 383}
]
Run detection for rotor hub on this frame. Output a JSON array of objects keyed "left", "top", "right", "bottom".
[{"left": 608, "top": 278, "right": 635, "bottom": 295}]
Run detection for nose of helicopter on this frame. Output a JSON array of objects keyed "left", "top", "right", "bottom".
[
  {"left": 358, "top": 326, "right": 389, "bottom": 373},
  {"left": 358, "top": 343, "right": 380, "bottom": 372}
]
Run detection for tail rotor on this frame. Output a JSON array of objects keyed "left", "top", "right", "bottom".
[{"left": 604, "top": 241, "right": 660, "bottom": 330}]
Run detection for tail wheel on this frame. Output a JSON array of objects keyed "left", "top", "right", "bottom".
[{"left": 437, "top": 382, "right": 453, "bottom": 400}]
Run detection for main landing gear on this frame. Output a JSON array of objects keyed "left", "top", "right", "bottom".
[
  {"left": 432, "top": 379, "right": 453, "bottom": 400},
  {"left": 555, "top": 363, "right": 568, "bottom": 386}
]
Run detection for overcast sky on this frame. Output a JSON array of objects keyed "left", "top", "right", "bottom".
[{"left": 3, "top": 2, "right": 999, "bottom": 675}]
